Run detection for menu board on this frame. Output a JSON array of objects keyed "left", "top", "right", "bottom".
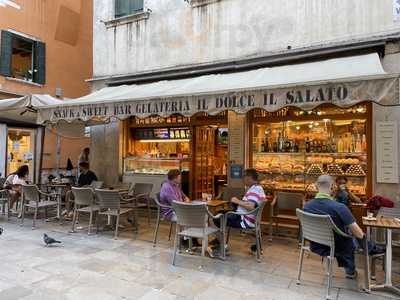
[
  {"left": 135, "top": 128, "right": 190, "bottom": 140},
  {"left": 154, "top": 128, "right": 169, "bottom": 139},
  {"left": 376, "top": 121, "right": 399, "bottom": 183}
]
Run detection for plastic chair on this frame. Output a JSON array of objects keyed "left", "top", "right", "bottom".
[
  {"left": 153, "top": 193, "right": 175, "bottom": 247},
  {"left": 95, "top": 189, "right": 135, "bottom": 239},
  {"left": 171, "top": 201, "right": 224, "bottom": 265},
  {"left": 0, "top": 178, "right": 6, "bottom": 188},
  {"left": 71, "top": 187, "right": 100, "bottom": 235},
  {"left": 225, "top": 201, "right": 267, "bottom": 262},
  {"left": 21, "top": 184, "right": 59, "bottom": 229},
  {"left": 270, "top": 192, "right": 304, "bottom": 241}
]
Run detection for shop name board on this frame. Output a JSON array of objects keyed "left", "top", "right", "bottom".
[{"left": 39, "top": 78, "right": 397, "bottom": 123}]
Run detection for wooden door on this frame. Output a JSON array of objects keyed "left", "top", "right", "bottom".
[{"left": 193, "top": 127, "right": 215, "bottom": 199}]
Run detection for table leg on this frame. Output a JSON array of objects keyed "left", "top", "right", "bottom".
[
  {"left": 370, "top": 229, "right": 400, "bottom": 296},
  {"left": 364, "top": 227, "right": 371, "bottom": 293}
]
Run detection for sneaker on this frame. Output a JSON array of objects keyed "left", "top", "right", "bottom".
[
  {"left": 250, "top": 244, "right": 263, "bottom": 255},
  {"left": 345, "top": 270, "right": 358, "bottom": 279}
]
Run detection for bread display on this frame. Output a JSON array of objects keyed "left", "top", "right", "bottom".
[
  {"left": 345, "top": 164, "right": 366, "bottom": 176},
  {"left": 306, "top": 164, "right": 324, "bottom": 176},
  {"left": 326, "top": 164, "right": 344, "bottom": 175},
  {"left": 335, "top": 158, "right": 360, "bottom": 164}
]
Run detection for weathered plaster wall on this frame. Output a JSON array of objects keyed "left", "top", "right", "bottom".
[{"left": 93, "top": 0, "right": 400, "bottom": 78}]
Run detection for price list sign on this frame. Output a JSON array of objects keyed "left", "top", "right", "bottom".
[{"left": 376, "top": 121, "right": 399, "bottom": 183}]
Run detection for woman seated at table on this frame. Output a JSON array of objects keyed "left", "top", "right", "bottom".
[
  {"left": 159, "top": 169, "right": 190, "bottom": 222},
  {"left": 335, "top": 176, "right": 362, "bottom": 206},
  {"left": 4, "top": 165, "right": 29, "bottom": 214}
]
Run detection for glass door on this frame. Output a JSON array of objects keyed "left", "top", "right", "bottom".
[{"left": 7, "top": 128, "right": 35, "bottom": 182}]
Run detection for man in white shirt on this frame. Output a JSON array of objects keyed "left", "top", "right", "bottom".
[{"left": 209, "top": 168, "right": 266, "bottom": 256}]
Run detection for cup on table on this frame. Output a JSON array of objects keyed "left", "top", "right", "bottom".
[
  {"left": 367, "top": 212, "right": 374, "bottom": 219},
  {"left": 201, "top": 193, "right": 207, "bottom": 201},
  {"left": 206, "top": 194, "right": 212, "bottom": 202}
]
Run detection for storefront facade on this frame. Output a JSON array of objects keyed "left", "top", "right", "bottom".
[{"left": 37, "top": 54, "right": 400, "bottom": 202}]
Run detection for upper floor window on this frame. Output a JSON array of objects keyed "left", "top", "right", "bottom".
[
  {"left": 115, "top": 0, "right": 144, "bottom": 18},
  {"left": 0, "top": 31, "right": 46, "bottom": 85}
]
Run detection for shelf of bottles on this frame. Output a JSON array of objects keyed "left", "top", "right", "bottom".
[{"left": 253, "top": 118, "right": 368, "bottom": 196}]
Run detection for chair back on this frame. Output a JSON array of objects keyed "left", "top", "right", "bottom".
[
  {"left": 90, "top": 181, "right": 104, "bottom": 189},
  {"left": 255, "top": 200, "right": 267, "bottom": 225},
  {"left": 72, "top": 187, "right": 95, "bottom": 206},
  {"left": 22, "top": 185, "right": 40, "bottom": 203},
  {"left": 0, "top": 178, "right": 6, "bottom": 188},
  {"left": 0, "top": 189, "right": 9, "bottom": 201},
  {"left": 223, "top": 187, "right": 245, "bottom": 202},
  {"left": 275, "top": 192, "right": 304, "bottom": 212},
  {"left": 154, "top": 193, "right": 165, "bottom": 207},
  {"left": 172, "top": 201, "right": 208, "bottom": 228},
  {"left": 95, "top": 189, "right": 121, "bottom": 210},
  {"left": 132, "top": 183, "right": 153, "bottom": 197},
  {"left": 296, "top": 209, "right": 336, "bottom": 248}
]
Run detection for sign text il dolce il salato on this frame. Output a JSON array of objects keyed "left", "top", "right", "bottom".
[{"left": 41, "top": 78, "right": 396, "bottom": 123}]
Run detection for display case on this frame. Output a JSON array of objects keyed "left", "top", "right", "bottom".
[
  {"left": 254, "top": 152, "right": 367, "bottom": 196},
  {"left": 124, "top": 157, "right": 190, "bottom": 175},
  {"left": 251, "top": 105, "right": 370, "bottom": 197}
]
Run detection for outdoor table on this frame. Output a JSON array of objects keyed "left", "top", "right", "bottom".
[{"left": 363, "top": 209, "right": 400, "bottom": 296}]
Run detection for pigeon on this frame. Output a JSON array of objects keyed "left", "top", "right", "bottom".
[
  {"left": 43, "top": 234, "right": 61, "bottom": 247},
  {"left": 0, "top": 228, "right": 3, "bottom": 235}
]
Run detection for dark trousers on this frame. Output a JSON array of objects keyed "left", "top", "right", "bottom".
[{"left": 213, "top": 213, "right": 242, "bottom": 229}]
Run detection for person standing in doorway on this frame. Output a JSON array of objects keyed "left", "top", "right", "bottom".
[{"left": 77, "top": 147, "right": 90, "bottom": 177}]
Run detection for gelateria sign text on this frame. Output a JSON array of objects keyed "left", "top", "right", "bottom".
[{"left": 39, "top": 78, "right": 397, "bottom": 123}]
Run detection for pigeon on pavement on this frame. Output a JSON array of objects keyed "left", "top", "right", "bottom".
[
  {"left": 0, "top": 228, "right": 3, "bottom": 235},
  {"left": 43, "top": 233, "right": 61, "bottom": 246}
]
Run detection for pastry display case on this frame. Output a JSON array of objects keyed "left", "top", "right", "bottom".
[
  {"left": 124, "top": 157, "right": 190, "bottom": 175},
  {"left": 251, "top": 105, "right": 370, "bottom": 197}
]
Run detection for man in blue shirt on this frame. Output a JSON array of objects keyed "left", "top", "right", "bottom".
[{"left": 304, "top": 175, "right": 366, "bottom": 278}]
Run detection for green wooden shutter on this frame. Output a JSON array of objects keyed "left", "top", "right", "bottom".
[
  {"left": 115, "top": 0, "right": 130, "bottom": 18},
  {"left": 115, "top": 0, "right": 143, "bottom": 17},
  {"left": 34, "top": 41, "right": 46, "bottom": 84},
  {"left": 0, "top": 31, "right": 13, "bottom": 77},
  {"left": 130, "top": 0, "right": 144, "bottom": 12}
]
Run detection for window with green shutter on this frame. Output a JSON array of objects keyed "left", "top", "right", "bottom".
[
  {"left": 115, "top": 0, "right": 144, "bottom": 18},
  {"left": 0, "top": 30, "right": 45, "bottom": 84}
]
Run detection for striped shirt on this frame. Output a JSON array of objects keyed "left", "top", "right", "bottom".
[{"left": 237, "top": 184, "right": 266, "bottom": 228}]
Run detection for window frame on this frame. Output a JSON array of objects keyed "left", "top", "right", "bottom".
[{"left": 114, "top": 0, "right": 144, "bottom": 19}]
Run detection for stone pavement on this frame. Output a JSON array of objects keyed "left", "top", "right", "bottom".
[{"left": 0, "top": 216, "right": 398, "bottom": 300}]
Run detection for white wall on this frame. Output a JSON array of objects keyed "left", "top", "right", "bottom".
[{"left": 93, "top": 0, "right": 400, "bottom": 78}]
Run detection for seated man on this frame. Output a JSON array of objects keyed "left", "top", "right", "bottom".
[
  {"left": 209, "top": 168, "right": 266, "bottom": 257},
  {"left": 304, "top": 175, "right": 383, "bottom": 279},
  {"left": 159, "top": 169, "right": 190, "bottom": 222},
  {"left": 64, "top": 162, "right": 98, "bottom": 217}
]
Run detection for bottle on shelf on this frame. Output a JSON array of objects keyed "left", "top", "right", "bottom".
[
  {"left": 305, "top": 137, "right": 311, "bottom": 153},
  {"left": 277, "top": 132, "right": 284, "bottom": 152},
  {"left": 337, "top": 136, "right": 344, "bottom": 153},
  {"left": 361, "top": 134, "right": 367, "bottom": 152},
  {"left": 355, "top": 133, "right": 362, "bottom": 153},
  {"left": 321, "top": 141, "right": 327, "bottom": 153},
  {"left": 260, "top": 139, "right": 265, "bottom": 152}
]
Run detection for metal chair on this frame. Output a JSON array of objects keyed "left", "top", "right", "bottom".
[
  {"left": 21, "top": 184, "right": 59, "bottom": 229},
  {"left": 95, "top": 189, "right": 136, "bottom": 239},
  {"left": 171, "top": 201, "right": 224, "bottom": 265},
  {"left": 122, "top": 183, "right": 153, "bottom": 224},
  {"left": 153, "top": 193, "right": 175, "bottom": 247},
  {"left": 0, "top": 189, "right": 10, "bottom": 219},
  {"left": 225, "top": 201, "right": 267, "bottom": 262},
  {"left": 0, "top": 178, "right": 6, "bottom": 188},
  {"left": 71, "top": 187, "right": 100, "bottom": 235},
  {"left": 90, "top": 181, "right": 104, "bottom": 189},
  {"left": 270, "top": 192, "right": 304, "bottom": 241},
  {"left": 296, "top": 209, "right": 383, "bottom": 299}
]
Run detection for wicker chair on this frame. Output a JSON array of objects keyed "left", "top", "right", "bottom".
[
  {"left": 171, "top": 201, "right": 224, "bottom": 265},
  {"left": 71, "top": 187, "right": 100, "bottom": 235},
  {"left": 153, "top": 193, "right": 174, "bottom": 247},
  {"left": 296, "top": 209, "right": 383, "bottom": 299},
  {"left": 122, "top": 183, "right": 153, "bottom": 224},
  {"left": 225, "top": 200, "right": 267, "bottom": 262},
  {"left": 0, "top": 189, "right": 10, "bottom": 219},
  {"left": 21, "top": 184, "right": 59, "bottom": 229},
  {"left": 95, "top": 189, "right": 135, "bottom": 239}
]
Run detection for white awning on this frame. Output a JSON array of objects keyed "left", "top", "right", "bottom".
[
  {"left": 0, "top": 94, "right": 63, "bottom": 124},
  {"left": 37, "top": 53, "right": 398, "bottom": 124}
]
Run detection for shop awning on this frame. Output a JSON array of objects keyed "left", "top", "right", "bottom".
[
  {"left": 0, "top": 94, "right": 63, "bottom": 125},
  {"left": 37, "top": 53, "right": 398, "bottom": 124}
]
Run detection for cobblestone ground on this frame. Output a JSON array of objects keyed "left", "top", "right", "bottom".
[{"left": 0, "top": 214, "right": 398, "bottom": 300}]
